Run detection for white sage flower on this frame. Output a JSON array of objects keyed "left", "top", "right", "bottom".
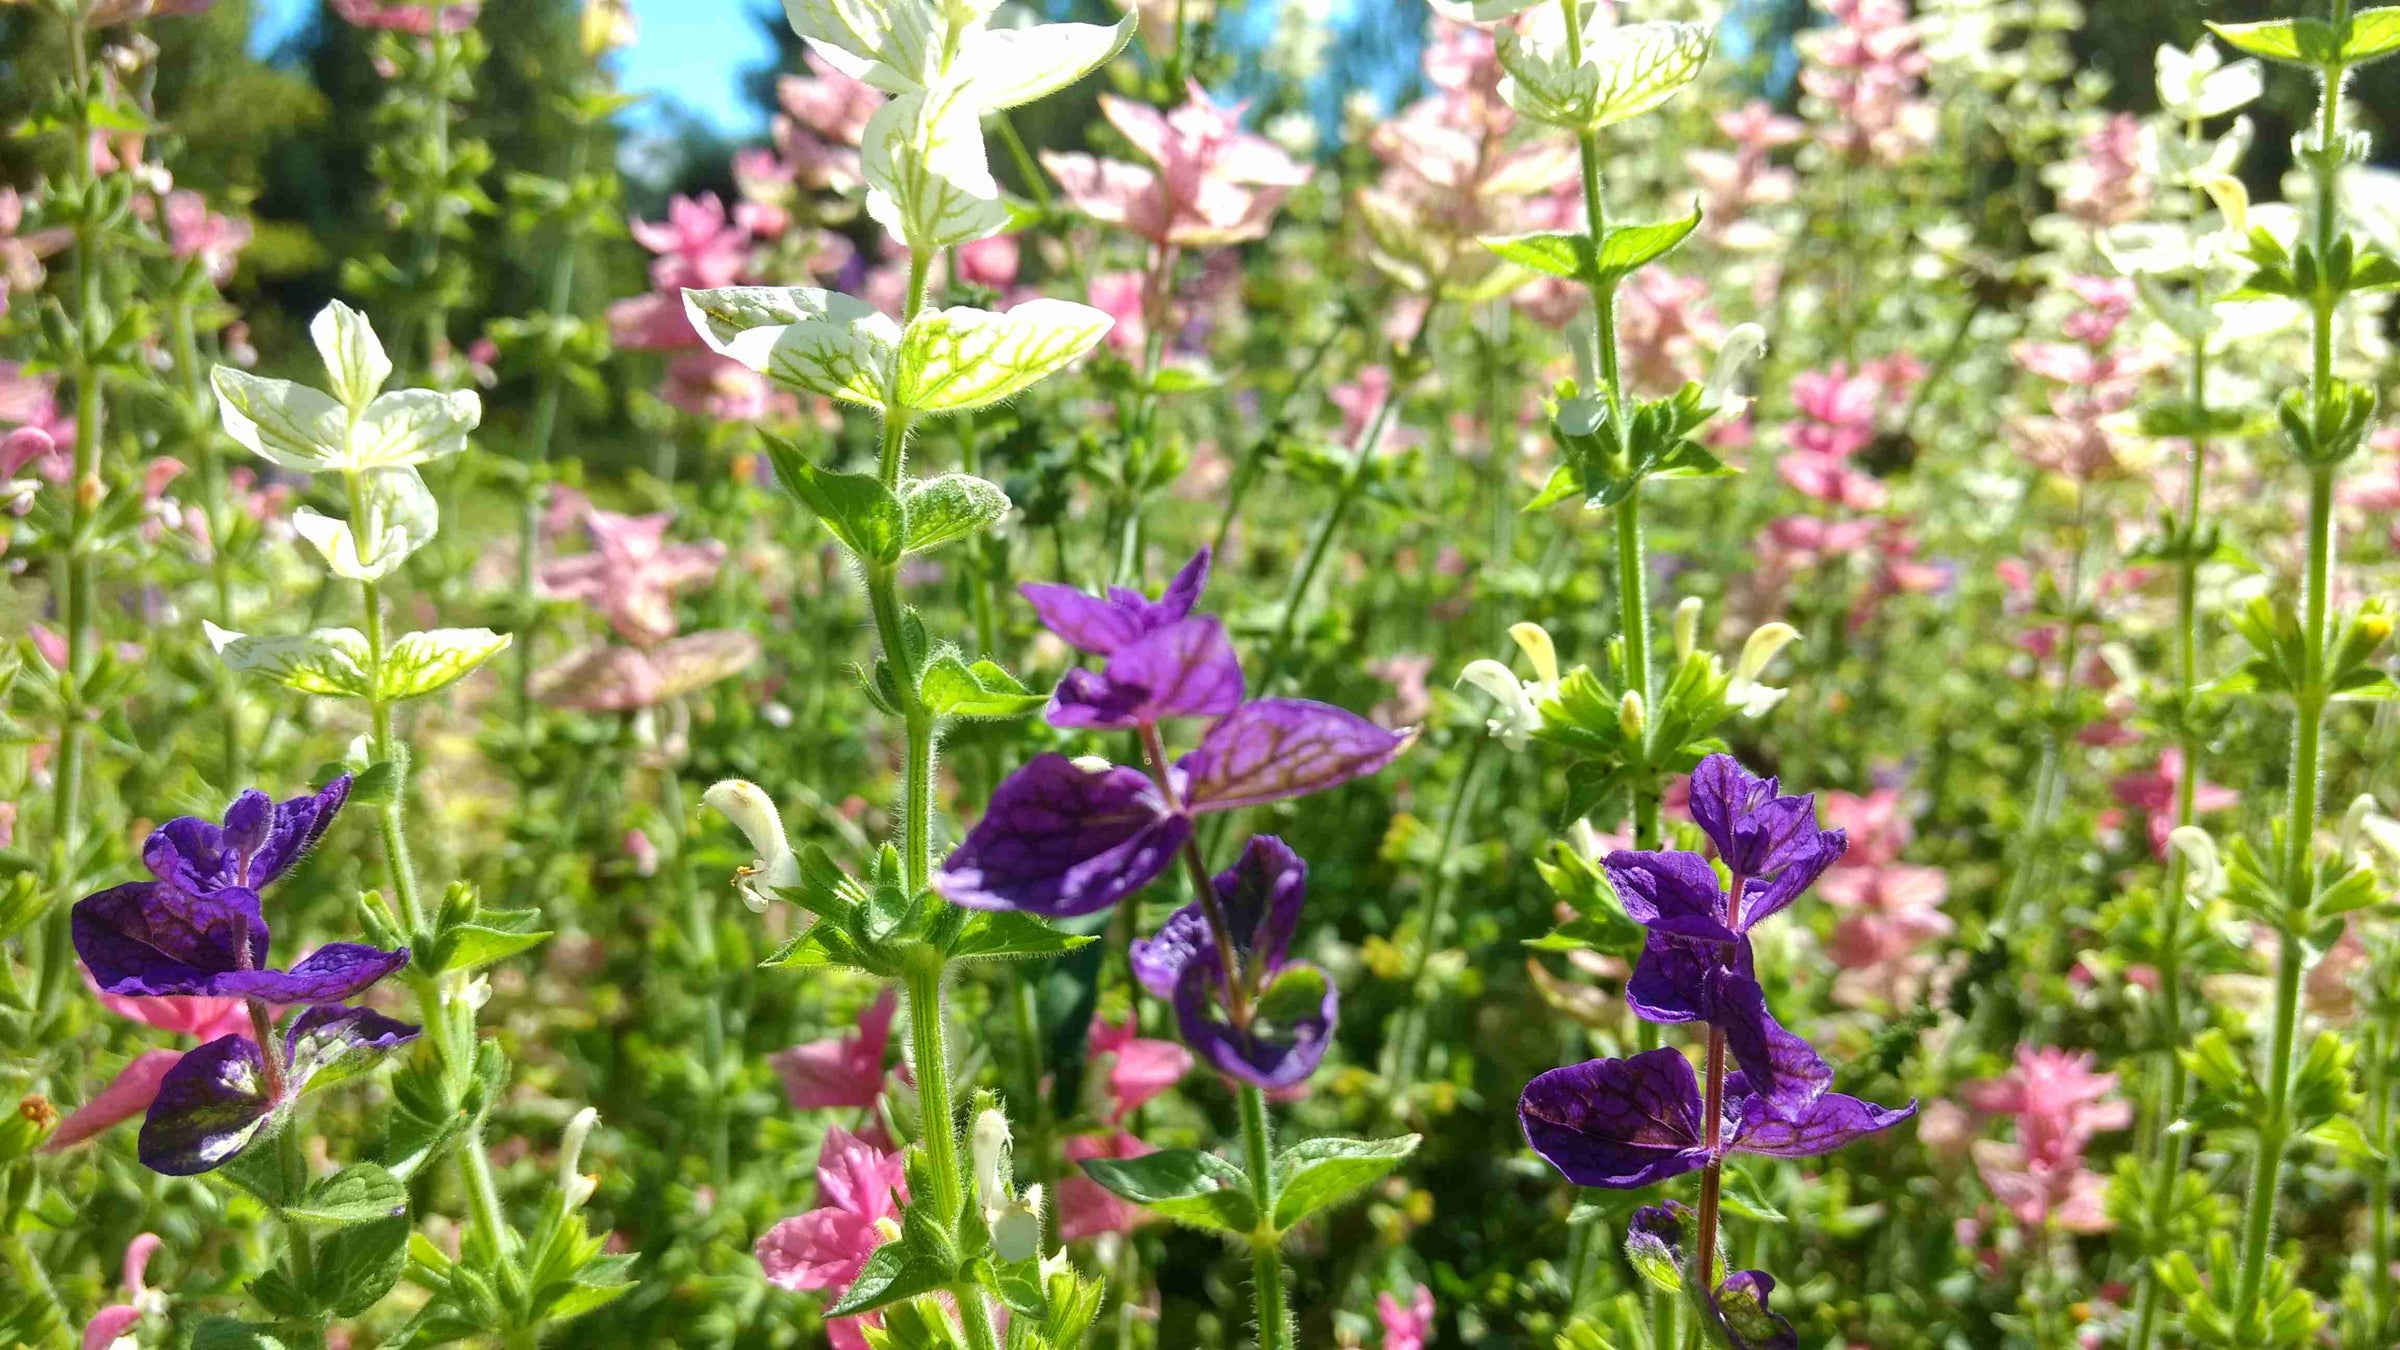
[
  {"left": 701, "top": 779, "right": 801, "bottom": 913},
  {"left": 1726, "top": 622, "right": 1800, "bottom": 718},
  {"left": 1458, "top": 621, "right": 1563, "bottom": 750}
]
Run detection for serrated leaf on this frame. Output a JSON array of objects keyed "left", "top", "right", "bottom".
[
  {"left": 205, "top": 622, "right": 374, "bottom": 700},
  {"left": 1591, "top": 207, "right": 1703, "bottom": 280},
  {"left": 317, "top": 1216, "right": 410, "bottom": 1317},
  {"left": 918, "top": 654, "right": 1048, "bottom": 719},
  {"left": 948, "top": 911, "right": 1097, "bottom": 961},
  {"left": 287, "top": 1163, "right": 409, "bottom": 1227},
  {"left": 2344, "top": 7, "right": 2400, "bottom": 63},
  {"left": 193, "top": 1319, "right": 293, "bottom": 1350},
  {"left": 894, "top": 302, "right": 1114, "bottom": 414},
  {"left": 379, "top": 628, "right": 511, "bottom": 701},
  {"left": 764, "top": 435, "right": 905, "bottom": 564},
  {"left": 825, "top": 1237, "right": 957, "bottom": 1317},
  {"left": 1079, "top": 1148, "right": 1257, "bottom": 1234},
  {"left": 1270, "top": 1134, "right": 1419, "bottom": 1230},
  {"left": 438, "top": 922, "right": 553, "bottom": 975},
  {"left": 2206, "top": 17, "right": 2342, "bottom": 66},
  {"left": 1498, "top": 18, "right": 1711, "bottom": 133},
  {"left": 684, "top": 286, "right": 899, "bottom": 409},
  {"left": 1480, "top": 231, "right": 1598, "bottom": 280},
  {"left": 900, "top": 473, "right": 1011, "bottom": 553}
]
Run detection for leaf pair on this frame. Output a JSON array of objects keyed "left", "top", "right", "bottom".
[{"left": 1077, "top": 1133, "right": 1420, "bottom": 1239}]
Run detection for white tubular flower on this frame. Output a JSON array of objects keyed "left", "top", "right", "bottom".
[
  {"left": 559, "top": 1107, "right": 601, "bottom": 1210},
  {"left": 2156, "top": 41, "right": 2262, "bottom": 122},
  {"left": 971, "top": 1108, "right": 1045, "bottom": 1262},
  {"left": 1458, "top": 622, "right": 1563, "bottom": 750},
  {"left": 2166, "top": 826, "right": 2223, "bottom": 901},
  {"left": 1700, "top": 323, "right": 1768, "bottom": 418},
  {"left": 1727, "top": 622, "right": 1800, "bottom": 718},
  {"left": 701, "top": 779, "right": 801, "bottom": 913},
  {"left": 1567, "top": 819, "right": 1606, "bottom": 862}
]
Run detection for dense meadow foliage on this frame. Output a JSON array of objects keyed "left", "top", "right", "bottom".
[{"left": 8, "top": 0, "right": 2400, "bottom": 1345}]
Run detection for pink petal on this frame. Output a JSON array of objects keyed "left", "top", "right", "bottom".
[{"left": 44, "top": 1049, "right": 184, "bottom": 1151}]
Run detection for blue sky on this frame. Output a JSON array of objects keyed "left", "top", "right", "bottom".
[{"left": 254, "top": 0, "right": 781, "bottom": 133}]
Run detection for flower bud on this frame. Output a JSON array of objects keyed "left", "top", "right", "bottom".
[
  {"left": 2200, "top": 175, "right": 2249, "bottom": 238},
  {"left": 701, "top": 779, "right": 800, "bottom": 913},
  {"left": 1673, "top": 597, "right": 1703, "bottom": 661},
  {"left": 2339, "top": 794, "right": 2377, "bottom": 864},
  {"left": 1069, "top": 754, "right": 1116, "bottom": 775},
  {"left": 875, "top": 1216, "right": 903, "bottom": 1243},
  {"left": 0, "top": 1095, "right": 58, "bottom": 1164},
  {"left": 1568, "top": 819, "right": 1605, "bottom": 861},
  {"left": 77, "top": 473, "right": 106, "bottom": 512},
  {"left": 972, "top": 1108, "right": 1011, "bottom": 1210},
  {"left": 1616, "top": 690, "right": 1646, "bottom": 740},
  {"left": 1734, "top": 623, "right": 1800, "bottom": 684},
  {"left": 559, "top": 1107, "right": 600, "bottom": 1210}
]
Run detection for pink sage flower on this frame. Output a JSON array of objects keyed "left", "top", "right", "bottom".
[
  {"left": 1043, "top": 83, "right": 1312, "bottom": 249},
  {"left": 773, "top": 992, "right": 898, "bottom": 1113}
]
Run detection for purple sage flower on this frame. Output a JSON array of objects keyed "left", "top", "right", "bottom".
[
  {"left": 1517, "top": 1047, "right": 1913, "bottom": 1192},
  {"left": 1129, "top": 835, "right": 1334, "bottom": 1090},
  {"left": 143, "top": 1004, "right": 419, "bottom": 1174},
  {"left": 1608, "top": 755, "right": 1846, "bottom": 1117},
  {"left": 72, "top": 779, "right": 411, "bottom": 1004},
  {"left": 934, "top": 553, "right": 1412, "bottom": 917}
]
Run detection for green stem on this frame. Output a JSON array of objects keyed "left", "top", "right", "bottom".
[
  {"left": 1239, "top": 1085, "right": 1287, "bottom": 1350},
  {"left": 907, "top": 953, "right": 1000, "bottom": 1349},
  {"left": 1390, "top": 733, "right": 1492, "bottom": 1098},
  {"left": 993, "top": 112, "right": 1052, "bottom": 213},
  {"left": 2233, "top": 10, "right": 2348, "bottom": 1305},
  {"left": 2129, "top": 338, "right": 2212, "bottom": 1350},
  {"left": 1211, "top": 322, "right": 1341, "bottom": 560},
  {"left": 513, "top": 126, "right": 592, "bottom": 729}
]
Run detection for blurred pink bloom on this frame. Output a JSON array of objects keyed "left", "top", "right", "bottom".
[
  {"left": 955, "top": 235, "right": 1021, "bottom": 289},
  {"left": 1617, "top": 269, "right": 1723, "bottom": 395},
  {"left": 756, "top": 1126, "right": 907, "bottom": 1346},
  {"left": 1043, "top": 84, "right": 1312, "bottom": 249},
  {"left": 2056, "top": 115, "right": 2151, "bottom": 228},
  {"left": 30, "top": 624, "right": 67, "bottom": 671},
  {"left": 49, "top": 982, "right": 254, "bottom": 1152},
  {"left": 162, "top": 190, "right": 251, "bottom": 284},
  {"left": 774, "top": 992, "right": 897, "bottom": 1113},
  {"left": 0, "top": 188, "right": 71, "bottom": 319},
  {"left": 607, "top": 291, "right": 700, "bottom": 352},
  {"left": 1755, "top": 513, "right": 1876, "bottom": 572},
  {"left": 1799, "top": 0, "right": 1934, "bottom": 166},
  {"left": 1377, "top": 1284, "right": 1435, "bottom": 1350},
  {"left": 661, "top": 352, "right": 783, "bottom": 424},
  {"left": 1778, "top": 451, "right": 1887, "bottom": 511},
  {"left": 624, "top": 828, "right": 658, "bottom": 877},
  {"left": 1, "top": 362, "right": 76, "bottom": 475},
  {"left": 770, "top": 52, "right": 883, "bottom": 191},
  {"left": 1787, "top": 364, "right": 1882, "bottom": 458},
  {"left": 0, "top": 801, "right": 13, "bottom": 850},
  {"left": 1087, "top": 272, "right": 1148, "bottom": 355},
  {"left": 531, "top": 631, "right": 761, "bottom": 712},
  {"left": 542, "top": 485, "right": 594, "bottom": 541},
  {"left": 1330, "top": 367, "right": 1394, "bottom": 443},
  {"left": 1820, "top": 862, "right": 1952, "bottom": 1007},
  {"left": 1057, "top": 1132, "right": 1153, "bottom": 1242},
  {"left": 2110, "top": 749, "right": 2238, "bottom": 859},
  {"left": 1821, "top": 787, "right": 1909, "bottom": 867},
  {"left": 1689, "top": 101, "right": 1801, "bottom": 249},
  {"left": 80, "top": 1232, "right": 163, "bottom": 1350},
  {"left": 331, "top": 0, "right": 479, "bottom": 32},
  {"left": 3, "top": 425, "right": 56, "bottom": 484},
  {"left": 1370, "top": 653, "right": 1435, "bottom": 729},
  {"left": 1087, "top": 1017, "right": 1191, "bottom": 1122},
  {"left": 538, "top": 509, "right": 728, "bottom": 647},
  {"left": 631, "top": 193, "right": 752, "bottom": 294},
  {"left": 1965, "top": 1046, "right": 2130, "bottom": 1233}
]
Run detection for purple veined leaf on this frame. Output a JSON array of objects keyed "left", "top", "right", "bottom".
[
  {"left": 138, "top": 1033, "right": 272, "bottom": 1176},
  {"left": 1625, "top": 937, "right": 1830, "bottom": 1117},
  {"left": 283, "top": 1003, "right": 421, "bottom": 1097},
  {"left": 212, "top": 943, "right": 413, "bottom": 1005},
  {"left": 1726, "top": 1074, "right": 1916, "bottom": 1158},
  {"left": 1177, "top": 698, "right": 1414, "bottom": 813},
  {"left": 1605, "top": 850, "right": 1739, "bottom": 942},
  {"left": 1212, "top": 834, "right": 1306, "bottom": 974},
  {"left": 72, "top": 883, "right": 269, "bottom": 998},
  {"left": 1683, "top": 754, "right": 1844, "bottom": 927},
  {"left": 1738, "top": 825, "right": 1845, "bottom": 929},
  {"left": 934, "top": 754, "right": 1191, "bottom": 917},
  {"left": 1046, "top": 617, "right": 1246, "bottom": 731},
  {"left": 1173, "top": 956, "right": 1337, "bottom": 1091},
  {"left": 1518, "top": 1047, "right": 1711, "bottom": 1189},
  {"left": 1131, "top": 903, "right": 1211, "bottom": 1001},
  {"left": 1019, "top": 546, "right": 1213, "bottom": 657},
  {"left": 1708, "top": 961, "right": 1833, "bottom": 1120},
  {"left": 142, "top": 777, "right": 352, "bottom": 895},
  {"left": 1624, "top": 932, "right": 1706, "bottom": 1023}
]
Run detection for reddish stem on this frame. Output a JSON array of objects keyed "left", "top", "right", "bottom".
[
  {"left": 1694, "top": 869, "right": 1748, "bottom": 1292},
  {"left": 248, "top": 997, "right": 286, "bottom": 1103},
  {"left": 1135, "top": 722, "right": 1252, "bottom": 1029}
]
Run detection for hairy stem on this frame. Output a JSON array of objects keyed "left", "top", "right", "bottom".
[{"left": 1239, "top": 1085, "right": 1288, "bottom": 1350}]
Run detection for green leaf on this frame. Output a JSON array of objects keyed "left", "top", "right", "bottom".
[
  {"left": 287, "top": 1163, "right": 410, "bottom": 1227},
  {"left": 1270, "top": 1135, "right": 1420, "bottom": 1230},
  {"left": 219, "top": 1120, "right": 298, "bottom": 1208},
  {"left": 824, "top": 1235, "right": 957, "bottom": 1316},
  {"left": 1078, "top": 1148, "right": 1257, "bottom": 1235},
  {"left": 1479, "top": 231, "right": 1598, "bottom": 280},
  {"left": 893, "top": 300, "right": 1116, "bottom": 414},
  {"left": 315, "top": 1216, "right": 410, "bottom": 1316},
  {"left": 948, "top": 911, "right": 1098, "bottom": 962},
  {"left": 437, "top": 921, "right": 553, "bottom": 975},
  {"left": 193, "top": 1319, "right": 293, "bottom": 1350},
  {"left": 2344, "top": 7, "right": 2400, "bottom": 63},
  {"left": 2206, "top": 17, "right": 2342, "bottom": 66},
  {"left": 205, "top": 622, "right": 373, "bottom": 701},
  {"left": 1591, "top": 206, "right": 1703, "bottom": 281},
  {"left": 900, "top": 474, "right": 1011, "bottom": 554},
  {"left": 1717, "top": 1165, "right": 1787, "bottom": 1223},
  {"left": 918, "top": 654, "right": 1049, "bottom": 719},
  {"left": 2304, "top": 1114, "right": 2387, "bottom": 1163},
  {"left": 764, "top": 434, "right": 904, "bottom": 564},
  {"left": 377, "top": 628, "right": 512, "bottom": 702}
]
